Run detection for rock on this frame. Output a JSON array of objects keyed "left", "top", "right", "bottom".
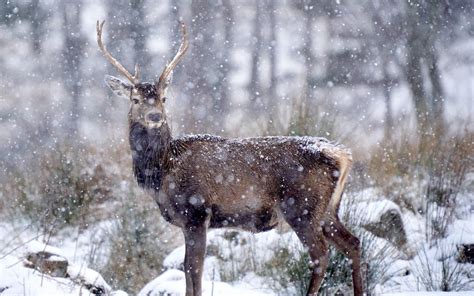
[
  {"left": 67, "top": 264, "right": 112, "bottom": 295},
  {"left": 24, "top": 251, "right": 68, "bottom": 277},
  {"left": 457, "top": 244, "right": 474, "bottom": 264},
  {"left": 363, "top": 208, "right": 407, "bottom": 249},
  {"left": 23, "top": 247, "right": 117, "bottom": 295}
]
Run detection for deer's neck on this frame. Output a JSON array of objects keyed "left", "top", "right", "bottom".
[{"left": 129, "top": 121, "right": 172, "bottom": 190}]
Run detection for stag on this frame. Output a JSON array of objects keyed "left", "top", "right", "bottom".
[{"left": 97, "top": 20, "right": 363, "bottom": 296}]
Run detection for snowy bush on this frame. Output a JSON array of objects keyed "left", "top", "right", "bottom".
[
  {"left": 261, "top": 243, "right": 311, "bottom": 295},
  {"left": 100, "top": 189, "right": 179, "bottom": 294},
  {"left": 369, "top": 131, "right": 473, "bottom": 214},
  {"left": 1, "top": 144, "right": 112, "bottom": 231},
  {"left": 423, "top": 133, "right": 472, "bottom": 243},
  {"left": 410, "top": 242, "right": 474, "bottom": 292}
]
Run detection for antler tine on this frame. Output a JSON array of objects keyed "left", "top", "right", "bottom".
[
  {"left": 96, "top": 20, "right": 140, "bottom": 85},
  {"left": 134, "top": 63, "right": 141, "bottom": 82},
  {"left": 156, "top": 21, "right": 189, "bottom": 91}
]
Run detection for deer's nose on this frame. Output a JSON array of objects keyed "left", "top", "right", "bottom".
[{"left": 146, "top": 112, "right": 162, "bottom": 123}]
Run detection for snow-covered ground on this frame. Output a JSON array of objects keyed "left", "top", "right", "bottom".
[
  {"left": 0, "top": 242, "right": 119, "bottom": 296},
  {"left": 1, "top": 188, "right": 473, "bottom": 295}
]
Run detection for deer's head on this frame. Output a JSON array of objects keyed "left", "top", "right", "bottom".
[{"left": 97, "top": 20, "right": 188, "bottom": 130}]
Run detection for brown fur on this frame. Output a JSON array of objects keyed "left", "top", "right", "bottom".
[{"left": 156, "top": 135, "right": 339, "bottom": 231}]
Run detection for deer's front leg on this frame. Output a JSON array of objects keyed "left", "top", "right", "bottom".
[{"left": 183, "top": 224, "right": 207, "bottom": 296}]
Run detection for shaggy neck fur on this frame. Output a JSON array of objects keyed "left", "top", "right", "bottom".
[{"left": 129, "top": 121, "right": 172, "bottom": 190}]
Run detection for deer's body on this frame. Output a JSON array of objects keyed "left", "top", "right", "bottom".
[
  {"left": 98, "top": 20, "right": 363, "bottom": 296},
  {"left": 131, "top": 122, "right": 345, "bottom": 232}
]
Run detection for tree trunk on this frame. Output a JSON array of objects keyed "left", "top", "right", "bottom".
[
  {"left": 62, "top": 1, "right": 84, "bottom": 137},
  {"left": 369, "top": 2, "right": 397, "bottom": 144},
  {"left": 266, "top": 0, "right": 278, "bottom": 133},
  {"left": 382, "top": 76, "right": 394, "bottom": 143},
  {"left": 405, "top": 0, "right": 432, "bottom": 145},
  {"left": 218, "top": 0, "right": 233, "bottom": 119},
  {"left": 427, "top": 51, "right": 445, "bottom": 138},
  {"left": 249, "top": 0, "right": 263, "bottom": 109},
  {"left": 302, "top": 11, "right": 314, "bottom": 101},
  {"left": 29, "top": 0, "right": 44, "bottom": 54},
  {"left": 189, "top": 0, "right": 218, "bottom": 131},
  {"left": 406, "top": 43, "right": 431, "bottom": 142},
  {"left": 130, "top": 0, "right": 150, "bottom": 77},
  {"left": 404, "top": 0, "right": 447, "bottom": 147},
  {"left": 426, "top": 0, "right": 446, "bottom": 139}
]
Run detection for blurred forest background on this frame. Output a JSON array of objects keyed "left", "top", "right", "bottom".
[
  {"left": 0, "top": 0, "right": 472, "bottom": 170},
  {"left": 0, "top": 0, "right": 473, "bottom": 294}
]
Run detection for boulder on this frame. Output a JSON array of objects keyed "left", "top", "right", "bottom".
[
  {"left": 363, "top": 207, "right": 407, "bottom": 249},
  {"left": 22, "top": 244, "right": 124, "bottom": 296},
  {"left": 457, "top": 244, "right": 474, "bottom": 264},
  {"left": 24, "top": 251, "right": 68, "bottom": 278}
]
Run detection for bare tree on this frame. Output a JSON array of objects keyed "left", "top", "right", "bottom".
[
  {"left": 301, "top": 4, "right": 315, "bottom": 101},
  {"left": 266, "top": 0, "right": 278, "bottom": 133},
  {"left": 28, "top": 0, "right": 46, "bottom": 54},
  {"left": 424, "top": 2, "right": 447, "bottom": 138},
  {"left": 249, "top": 0, "right": 264, "bottom": 109},
  {"left": 185, "top": 1, "right": 224, "bottom": 132},
  {"left": 130, "top": 0, "right": 151, "bottom": 76},
  {"left": 404, "top": 0, "right": 448, "bottom": 145},
  {"left": 218, "top": 0, "right": 233, "bottom": 118},
  {"left": 61, "top": 1, "right": 84, "bottom": 136},
  {"left": 368, "top": 0, "right": 405, "bottom": 143}
]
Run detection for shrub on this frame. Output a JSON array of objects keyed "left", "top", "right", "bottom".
[
  {"left": 424, "top": 132, "right": 472, "bottom": 242},
  {"left": 260, "top": 239, "right": 311, "bottom": 296},
  {"left": 369, "top": 130, "right": 473, "bottom": 216},
  {"left": 1, "top": 143, "right": 112, "bottom": 232},
  {"left": 100, "top": 191, "right": 171, "bottom": 294},
  {"left": 411, "top": 242, "right": 474, "bottom": 292}
]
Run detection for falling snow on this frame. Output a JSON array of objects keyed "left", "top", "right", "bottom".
[{"left": 0, "top": 1, "right": 473, "bottom": 296}]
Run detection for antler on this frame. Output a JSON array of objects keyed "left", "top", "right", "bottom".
[
  {"left": 156, "top": 21, "right": 189, "bottom": 93},
  {"left": 96, "top": 20, "right": 140, "bottom": 85}
]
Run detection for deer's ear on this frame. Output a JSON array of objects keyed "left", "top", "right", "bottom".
[{"left": 105, "top": 75, "right": 132, "bottom": 99}]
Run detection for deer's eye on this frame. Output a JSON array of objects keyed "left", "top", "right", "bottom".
[
  {"left": 162, "top": 97, "right": 167, "bottom": 103},
  {"left": 132, "top": 98, "right": 139, "bottom": 104}
]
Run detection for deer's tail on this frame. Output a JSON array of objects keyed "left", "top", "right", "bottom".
[{"left": 320, "top": 144, "right": 353, "bottom": 216}]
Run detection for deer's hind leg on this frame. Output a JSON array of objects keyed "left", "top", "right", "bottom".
[
  {"left": 295, "top": 225, "right": 329, "bottom": 296},
  {"left": 323, "top": 215, "right": 363, "bottom": 296},
  {"left": 281, "top": 197, "right": 330, "bottom": 295}
]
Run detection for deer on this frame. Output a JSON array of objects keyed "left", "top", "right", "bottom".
[{"left": 97, "top": 20, "right": 363, "bottom": 296}]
